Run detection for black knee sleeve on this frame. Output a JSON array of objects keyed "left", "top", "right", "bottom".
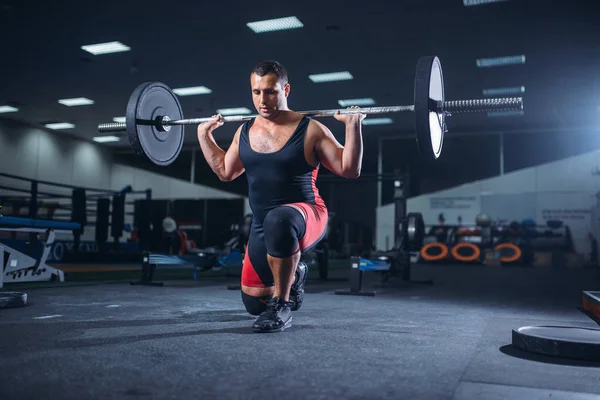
[
  {"left": 241, "top": 292, "right": 271, "bottom": 315},
  {"left": 263, "top": 206, "right": 306, "bottom": 258}
]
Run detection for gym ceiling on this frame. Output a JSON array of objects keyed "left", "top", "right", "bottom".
[{"left": 0, "top": 0, "right": 597, "bottom": 152}]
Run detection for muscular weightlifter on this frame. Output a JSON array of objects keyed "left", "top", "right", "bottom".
[{"left": 196, "top": 60, "right": 365, "bottom": 332}]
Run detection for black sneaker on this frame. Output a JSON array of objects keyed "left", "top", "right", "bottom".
[
  {"left": 290, "top": 261, "right": 308, "bottom": 311},
  {"left": 252, "top": 297, "right": 293, "bottom": 333}
]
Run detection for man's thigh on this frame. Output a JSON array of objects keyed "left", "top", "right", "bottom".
[{"left": 285, "top": 203, "right": 328, "bottom": 252}]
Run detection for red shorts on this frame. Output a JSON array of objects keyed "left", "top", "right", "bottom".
[{"left": 241, "top": 202, "right": 328, "bottom": 288}]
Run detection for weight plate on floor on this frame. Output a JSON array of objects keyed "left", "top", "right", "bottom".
[
  {"left": 0, "top": 291, "right": 28, "bottom": 309},
  {"left": 126, "top": 82, "right": 185, "bottom": 166},
  {"left": 512, "top": 325, "right": 600, "bottom": 361}
]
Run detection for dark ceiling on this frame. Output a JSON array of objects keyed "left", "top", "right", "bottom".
[{"left": 1, "top": 0, "right": 598, "bottom": 153}]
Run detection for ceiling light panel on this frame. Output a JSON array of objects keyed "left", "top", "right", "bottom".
[
  {"left": 247, "top": 16, "right": 304, "bottom": 33},
  {"left": 464, "top": 0, "right": 510, "bottom": 6},
  {"left": 216, "top": 107, "right": 253, "bottom": 115},
  {"left": 487, "top": 110, "right": 525, "bottom": 117},
  {"left": 81, "top": 41, "right": 131, "bottom": 55},
  {"left": 173, "top": 86, "right": 212, "bottom": 96},
  {"left": 45, "top": 122, "right": 75, "bottom": 130},
  {"left": 482, "top": 86, "right": 525, "bottom": 96},
  {"left": 362, "top": 118, "right": 393, "bottom": 125},
  {"left": 0, "top": 106, "right": 18, "bottom": 113},
  {"left": 476, "top": 55, "right": 526, "bottom": 68},
  {"left": 309, "top": 71, "right": 353, "bottom": 83},
  {"left": 58, "top": 97, "right": 95, "bottom": 106},
  {"left": 93, "top": 136, "right": 120, "bottom": 143},
  {"left": 338, "top": 98, "right": 376, "bottom": 107}
]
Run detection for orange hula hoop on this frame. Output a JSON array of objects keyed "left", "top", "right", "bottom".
[
  {"left": 494, "top": 243, "right": 522, "bottom": 263},
  {"left": 451, "top": 242, "right": 481, "bottom": 262},
  {"left": 420, "top": 242, "right": 449, "bottom": 261}
]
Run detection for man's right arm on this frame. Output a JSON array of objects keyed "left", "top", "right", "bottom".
[{"left": 197, "top": 124, "right": 245, "bottom": 182}]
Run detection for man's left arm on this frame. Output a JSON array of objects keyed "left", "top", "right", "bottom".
[{"left": 313, "top": 110, "right": 365, "bottom": 179}]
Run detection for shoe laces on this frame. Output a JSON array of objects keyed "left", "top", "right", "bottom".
[
  {"left": 265, "top": 297, "right": 292, "bottom": 314},
  {"left": 264, "top": 297, "right": 282, "bottom": 315}
]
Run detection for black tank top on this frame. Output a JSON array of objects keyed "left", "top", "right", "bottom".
[{"left": 239, "top": 116, "right": 325, "bottom": 224}]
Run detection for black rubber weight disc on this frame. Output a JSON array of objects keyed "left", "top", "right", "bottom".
[
  {"left": 512, "top": 325, "right": 600, "bottom": 361},
  {"left": 0, "top": 291, "right": 28, "bottom": 309},
  {"left": 405, "top": 212, "right": 425, "bottom": 251},
  {"left": 414, "top": 56, "right": 444, "bottom": 161},
  {"left": 126, "top": 82, "right": 184, "bottom": 166}
]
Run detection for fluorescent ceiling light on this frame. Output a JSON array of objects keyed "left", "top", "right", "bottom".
[
  {"left": 173, "top": 86, "right": 212, "bottom": 96},
  {"left": 363, "top": 118, "right": 393, "bottom": 125},
  {"left": 45, "top": 122, "right": 75, "bottom": 130},
  {"left": 338, "top": 98, "right": 376, "bottom": 107},
  {"left": 58, "top": 97, "right": 95, "bottom": 106},
  {"left": 309, "top": 71, "right": 353, "bottom": 83},
  {"left": 113, "top": 116, "right": 126, "bottom": 123},
  {"left": 81, "top": 41, "right": 131, "bottom": 55},
  {"left": 487, "top": 110, "right": 524, "bottom": 118},
  {"left": 464, "top": 0, "right": 509, "bottom": 6},
  {"left": 247, "top": 16, "right": 303, "bottom": 33},
  {"left": 93, "top": 136, "right": 120, "bottom": 143},
  {"left": 216, "top": 107, "right": 252, "bottom": 115},
  {"left": 476, "top": 55, "right": 526, "bottom": 68},
  {"left": 483, "top": 86, "right": 525, "bottom": 96},
  {"left": 0, "top": 105, "right": 18, "bottom": 113}
]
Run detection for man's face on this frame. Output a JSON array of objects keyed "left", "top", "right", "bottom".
[{"left": 250, "top": 72, "right": 290, "bottom": 119}]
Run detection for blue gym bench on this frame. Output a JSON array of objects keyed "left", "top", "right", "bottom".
[
  {"left": 132, "top": 250, "right": 243, "bottom": 286},
  {"left": 335, "top": 251, "right": 431, "bottom": 296}
]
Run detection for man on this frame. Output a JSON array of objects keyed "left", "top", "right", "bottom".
[{"left": 196, "top": 60, "right": 365, "bottom": 333}]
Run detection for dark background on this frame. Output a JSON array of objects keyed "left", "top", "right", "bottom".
[{"left": 1, "top": 0, "right": 599, "bottom": 231}]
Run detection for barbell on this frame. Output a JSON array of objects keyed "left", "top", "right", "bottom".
[{"left": 97, "top": 56, "right": 523, "bottom": 166}]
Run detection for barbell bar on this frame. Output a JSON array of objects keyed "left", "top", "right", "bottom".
[
  {"left": 96, "top": 56, "right": 523, "bottom": 166},
  {"left": 98, "top": 99, "right": 520, "bottom": 133}
]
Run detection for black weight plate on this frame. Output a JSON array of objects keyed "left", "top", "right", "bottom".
[
  {"left": 512, "top": 325, "right": 600, "bottom": 361},
  {"left": 414, "top": 56, "right": 445, "bottom": 161},
  {"left": 405, "top": 212, "right": 425, "bottom": 251},
  {"left": 126, "top": 82, "right": 184, "bottom": 166},
  {"left": 0, "top": 291, "right": 28, "bottom": 309}
]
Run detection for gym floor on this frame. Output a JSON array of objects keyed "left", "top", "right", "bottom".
[{"left": 1, "top": 264, "right": 599, "bottom": 400}]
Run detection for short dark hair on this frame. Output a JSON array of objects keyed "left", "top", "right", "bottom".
[{"left": 251, "top": 60, "right": 288, "bottom": 85}]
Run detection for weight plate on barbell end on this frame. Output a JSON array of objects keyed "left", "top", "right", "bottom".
[
  {"left": 0, "top": 291, "right": 28, "bottom": 309},
  {"left": 414, "top": 56, "right": 445, "bottom": 161},
  {"left": 126, "top": 82, "right": 185, "bottom": 166}
]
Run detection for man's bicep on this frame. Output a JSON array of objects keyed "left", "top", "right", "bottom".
[
  {"left": 223, "top": 127, "right": 245, "bottom": 181},
  {"left": 313, "top": 122, "right": 345, "bottom": 176}
]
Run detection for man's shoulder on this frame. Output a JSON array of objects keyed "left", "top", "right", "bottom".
[{"left": 305, "top": 117, "right": 329, "bottom": 135}]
